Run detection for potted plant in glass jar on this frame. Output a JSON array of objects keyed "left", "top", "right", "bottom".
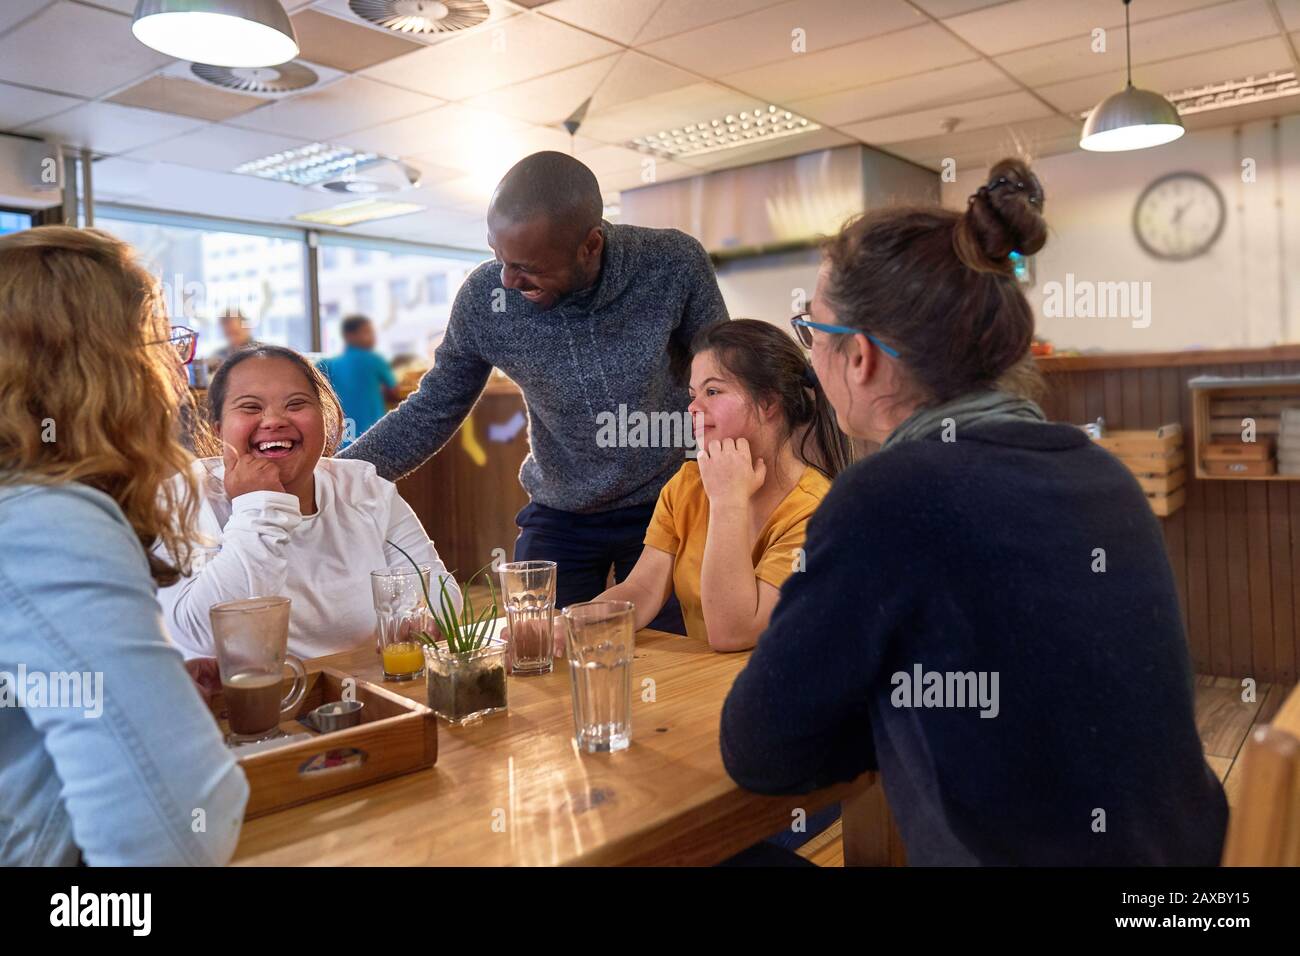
[{"left": 388, "top": 542, "right": 508, "bottom": 725}]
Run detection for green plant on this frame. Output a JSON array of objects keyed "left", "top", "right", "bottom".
[{"left": 386, "top": 541, "right": 498, "bottom": 656}]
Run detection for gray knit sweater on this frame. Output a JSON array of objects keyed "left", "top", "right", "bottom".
[{"left": 337, "top": 220, "right": 729, "bottom": 514}]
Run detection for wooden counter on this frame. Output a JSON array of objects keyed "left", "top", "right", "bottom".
[
  {"left": 1037, "top": 344, "right": 1300, "bottom": 685},
  {"left": 395, "top": 376, "right": 530, "bottom": 577},
  {"left": 1037, "top": 344, "right": 1300, "bottom": 373},
  {"left": 231, "top": 629, "right": 874, "bottom": 866}
]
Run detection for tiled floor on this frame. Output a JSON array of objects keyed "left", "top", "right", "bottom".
[{"left": 797, "top": 678, "right": 1295, "bottom": 867}]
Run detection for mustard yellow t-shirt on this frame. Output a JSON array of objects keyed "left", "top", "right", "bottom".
[{"left": 643, "top": 460, "right": 831, "bottom": 644}]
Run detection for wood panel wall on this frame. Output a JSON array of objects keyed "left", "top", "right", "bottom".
[{"left": 1039, "top": 357, "right": 1300, "bottom": 685}]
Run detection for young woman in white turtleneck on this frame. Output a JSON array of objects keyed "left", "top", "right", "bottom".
[{"left": 158, "top": 346, "right": 459, "bottom": 660}]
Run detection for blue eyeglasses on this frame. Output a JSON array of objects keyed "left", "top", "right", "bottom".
[{"left": 790, "top": 312, "right": 899, "bottom": 358}]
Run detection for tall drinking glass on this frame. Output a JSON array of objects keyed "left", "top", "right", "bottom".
[
  {"left": 210, "top": 596, "right": 306, "bottom": 744},
  {"left": 371, "top": 564, "right": 434, "bottom": 681},
  {"left": 499, "top": 560, "right": 556, "bottom": 676},
  {"left": 562, "top": 600, "right": 635, "bottom": 753}
]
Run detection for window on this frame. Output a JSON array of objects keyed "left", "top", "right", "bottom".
[
  {"left": 317, "top": 238, "right": 478, "bottom": 360},
  {"left": 426, "top": 273, "right": 447, "bottom": 305},
  {"left": 97, "top": 208, "right": 311, "bottom": 359},
  {"left": 0, "top": 209, "right": 33, "bottom": 236},
  {"left": 93, "top": 204, "right": 486, "bottom": 363},
  {"left": 353, "top": 284, "right": 374, "bottom": 315}
]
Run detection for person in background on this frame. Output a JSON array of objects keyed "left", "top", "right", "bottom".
[
  {"left": 157, "top": 345, "right": 457, "bottom": 661},
  {"left": 719, "top": 159, "right": 1228, "bottom": 865},
  {"left": 338, "top": 151, "right": 728, "bottom": 631},
  {"left": 586, "top": 320, "right": 850, "bottom": 651},
  {"left": 318, "top": 314, "right": 399, "bottom": 449},
  {"left": 0, "top": 226, "right": 248, "bottom": 865},
  {"left": 205, "top": 309, "right": 258, "bottom": 375}
]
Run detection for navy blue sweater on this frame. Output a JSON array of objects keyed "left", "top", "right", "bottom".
[{"left": 720, "top": 420, "right": 1228, "bottom": 865}]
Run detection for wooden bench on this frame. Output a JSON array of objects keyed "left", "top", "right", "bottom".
[{"left": 1222, "top": 682, "right": 1300, "bottom": 866}]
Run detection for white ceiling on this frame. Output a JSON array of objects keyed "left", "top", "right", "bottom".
[{"left": 1, "top": 0, "right": 1297, "bottom": 249}]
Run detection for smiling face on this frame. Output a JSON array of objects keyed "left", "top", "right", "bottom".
[
  {"left": 485, "top": 213, "right": 602, "bottom": 311},
  {"left": 687, "top": 350, "right": 763, "bottom": 447},
  {"left": 216, "top": 356, "right": 326, "bottom": 490}
]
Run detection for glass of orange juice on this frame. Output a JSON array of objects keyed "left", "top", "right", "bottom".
[{"left": 370, "top": 564, "right": 433, "bottom": 681}]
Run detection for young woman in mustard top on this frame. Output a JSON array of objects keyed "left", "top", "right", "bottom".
[{"left": 591, "top": 319, "right": 851, "bottom": 652}]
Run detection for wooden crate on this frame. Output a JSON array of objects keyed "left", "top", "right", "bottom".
[
  {"left": 1190, "top": 375, "right": 1300, "bottom": 481},
  {"left": 1092, "top": 423, "right": 1186, "bottom": 517},
  {"left": 1094, "top": 423, "right": 1182, "bottom": 457},
  {"left": 1134, "top": 468, "right": 1186, "bottom": 495},
  {"left": 1149, "top": 487, "right": 1186, "bottom": 517},
  {"left": 207, "top": 667, "right": 438, "bottom": 819}
]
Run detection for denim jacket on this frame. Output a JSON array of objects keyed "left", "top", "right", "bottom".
[{"left": 0, "top": 482, "right": 248, "bottom": 865}]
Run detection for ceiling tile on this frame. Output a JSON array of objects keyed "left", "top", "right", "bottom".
[
  {"left": 0, "top": 1, "right": 173, "bottom": 98},
  {"left": 1279, "top": 0, "right": 1300, "bottom": 30},
  {"left": 340, "top": 102, "right": 531, "bottom": 161},
  {"left": 231, "top": 75, "right": 445, "bottom": 140},
  {"left": 18, "top": 100, "right": 205, "bottom": 154},
  {"left": 0, "top": 0, "right": 47, "bottom": 35},
  {"left": 405, "top": 120, "right": 606, "bottom": 185},
  {"left": 361, "top": 12, "right": 619, "bottom": 100},
  {"left": 886, "top": 115, "right": 1081, "bottom": 170},
  {"left": 465, "top": 51, "right": 698, "bottom": 126},
  {"left": 669, "top": 125, "right": 855, "bottom": 171},
  {"left": 788, "top": 60, "right": 1019, "bottom": 126},
  {"left": 640, "top": 0, "right": 925, "bottom": 78},
  {"left": 91, "top": 155, "right": 333, "bottom": 223},
  {"left": 945, "top": 0, "right": 1234, "bottom": 58},
  {"left": 995, "top": 0, "right": 1281, "bottom": 88},
  {"left": 73, "top": 0, "right": 137, "bottom": 12},
  {"left": 908, "top": 0, "right": 1016, "bottom": 15},
  {"left": 632, "top": 0, "right": 793, "bottom": 46},
  {"left": 0, "top": 81, "right": 83, "bottom": 130},
  {"left": 290, "top": 8, "right": 426, "bottom": 73},
  {"left": 1037, "top": 37, "right": 1294, "bottom": 113},
  {"left": 535, "top": 0, "right": 663, "bottom": 44},
  {"left": 576, "top": 82, "right": 770, "bottom": 144},
  {"left": 121, "top": 124, "right": 313, "bottom": 173},
  {"left": 721, "top": 23, "right": 978, "bottom": 103},
  {"left": 842, "top": 91, "right": 1054, "bottom": 145},
  {"left": 108, "top": 75, "right": 266, "bottom": 122}
]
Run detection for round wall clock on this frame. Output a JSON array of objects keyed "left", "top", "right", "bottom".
[{"left": 1132, "top": 171, "right": 1226, "bottom": 261}]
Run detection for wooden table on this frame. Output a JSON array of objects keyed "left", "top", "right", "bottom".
[{"left": 231, "top": 628, "right": 876, "bottom": 866}]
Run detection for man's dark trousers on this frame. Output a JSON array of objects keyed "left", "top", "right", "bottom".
[{"left": 513, "top": 500, "right": 686, "bottom": 635}]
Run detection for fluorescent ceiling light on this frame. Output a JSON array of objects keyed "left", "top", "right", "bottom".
[
  {"left": 1164, "top": 71, "right": 1299, "bottom": 116},
  {"left": 234, "top": 143, "right": 384, "bottom": 187},
  {"left": 132, "top": 1, "right": 299, "bottom": 68},
  {"left": 1077, "top": 72, "right": 1300, "bottom": 138},
  {"left": 628, "top": 105, "right": 820, "bottom": 159},
  {"left": 293, "top": 200, "right": 425, "bottom": 227}
]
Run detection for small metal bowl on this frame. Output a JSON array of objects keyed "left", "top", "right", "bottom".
[{"left": 308, "top": 700, "right": 363, "bottom": 733}]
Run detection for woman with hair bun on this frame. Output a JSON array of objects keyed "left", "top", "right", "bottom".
[{"left": 720, "top": 159, "right": 1228, "bottom": 865}]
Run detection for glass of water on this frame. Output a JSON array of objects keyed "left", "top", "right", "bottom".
[
  {"left": 499, "top": 560, "right": 556, "bottom": 676},
  {"left": 562, "top": 600, "right": 635, "bottom": 753}
]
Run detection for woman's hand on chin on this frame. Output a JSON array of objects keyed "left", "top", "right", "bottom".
[
  {"left": 697, "top": 437, "right": 765, "bottom": 508},
  {"left": 222, "top": 440, "right": 287, "bottom": 500}
]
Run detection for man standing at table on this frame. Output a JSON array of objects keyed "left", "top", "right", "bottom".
[{"left": 338, "top": 151, "right": 728, "bottom": 628}]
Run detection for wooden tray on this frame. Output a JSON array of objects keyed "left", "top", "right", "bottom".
[
  {"left": 1204, "top": 459, "right": 1276, "bottom": 478},
  {"left": 1203, "top": 438, "right": 1275, "bottom": 461},
  {"left": 208, "top": 667, "right": 438, "bottom": 819}
]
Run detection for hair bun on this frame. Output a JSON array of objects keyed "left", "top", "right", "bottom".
[{"left": 954, "top": 157, "right": 1047, "bottom": 273}]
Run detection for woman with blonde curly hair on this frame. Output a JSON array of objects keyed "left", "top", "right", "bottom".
[{"left": 0, "top": 225, "right": 248, "bottom": 866}]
